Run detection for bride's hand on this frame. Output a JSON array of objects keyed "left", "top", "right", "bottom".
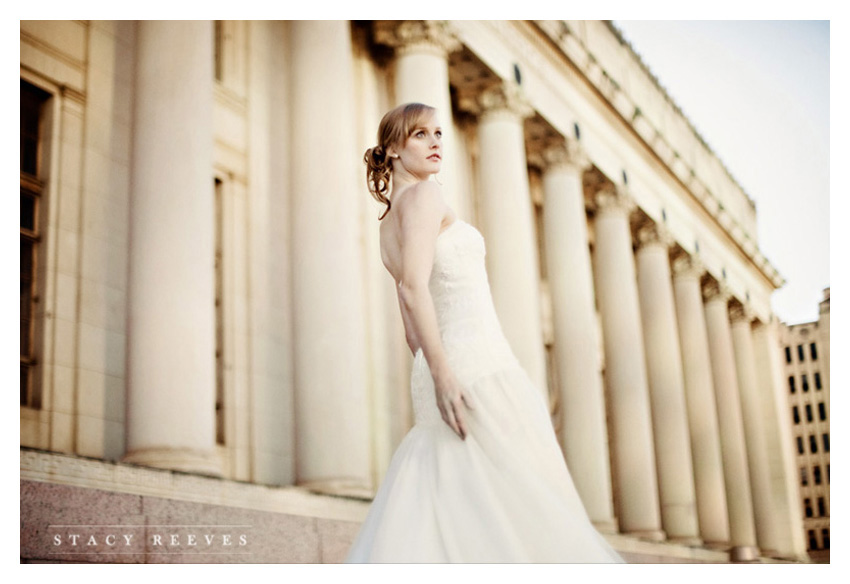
[{"left": 433, "top": 371, "right": 474, "bottom": 440}]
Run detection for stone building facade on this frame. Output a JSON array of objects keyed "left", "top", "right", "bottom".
[
  {"left": 20, "top": 20, "right": 807, "bottom": 563},
  {"left": 781, "top": 289, "right": 830, "bottom": 563}
]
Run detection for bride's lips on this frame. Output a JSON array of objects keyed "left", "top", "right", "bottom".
[{"left": 428, "top": 154, "right": 441, "bottom": 161}]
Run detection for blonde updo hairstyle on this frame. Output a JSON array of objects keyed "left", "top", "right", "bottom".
[{"left": 364, "top": 102, "right": 436, "bottom": 220}]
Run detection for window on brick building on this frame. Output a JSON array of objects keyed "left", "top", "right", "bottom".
[
  {"left": 814, "top": 465, "right": 822, "bottom": 485},
  {"left": 822, "top": 529, "right": 830, "bottom": 550},
  {"left": 815, "top": 372, "right": 822, "bottom": 390},
  {"left": 805, "top": 499, "right": 813, "bottom": 518},
  {"left": 818, "top": 497, "right": 826, "bottom": 517},
  {"left": 808, "top": 530, "right": 818, "bottom": 550},
  {"left": 785, "top": 346, "right": 792, "bottom": 363},
  {"left": 800, "top": 466, "right": 808, "bottom": 486},
  {"left": 810, "top": 435, "right": 818, "bottom": 454},
  {"left": 823, "top": 433, "right": 829, "bottom": 453},
  {"left": 810, "top": 342, "right": 818, "bottom": 361},
  {"left": 797, "top": 436, "right": 804, "bottom": 454},
  {"left": 789, "top": 376, "right": 796, "bottom": 394},
  {"left": 798, "top": 344, "right": 805, "bottom": 362},
  {"left": 793, "top": 406, "right": 800, "bottom": 424},
  {"left": 806, "top": 404, "right": 813, "bottom": 422},
  {"left": 818, "top": 402, "right": 826, "bottom": 421}
]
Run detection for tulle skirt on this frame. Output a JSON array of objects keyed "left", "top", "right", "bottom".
[{"left": 345, "top": 355, "right": 624, "bottom": 563}]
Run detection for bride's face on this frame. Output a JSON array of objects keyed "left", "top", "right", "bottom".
[{"left": 390, "top": 113, "right": 443, "bottom": 180}]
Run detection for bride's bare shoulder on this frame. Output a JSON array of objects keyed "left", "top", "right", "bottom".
[
  {"left": 405, "top": 180, "right": 444, "bottom": 202},
  {"left": 392, "top": 182, "right": 448, "bottom": 223}
]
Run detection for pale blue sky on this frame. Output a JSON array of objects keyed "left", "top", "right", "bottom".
[{"left": 614, "top": 20, "right": 830, "bottom": 325}]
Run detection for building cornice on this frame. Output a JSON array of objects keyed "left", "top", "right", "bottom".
[{"left": 527, "top": 20, "right": 784, "bottom": 291}]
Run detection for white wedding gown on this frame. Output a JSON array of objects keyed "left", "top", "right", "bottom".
[{"left": 345, "top": 219, "right": 624, "bottom": 563}]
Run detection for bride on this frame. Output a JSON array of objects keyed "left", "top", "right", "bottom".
[{"left": 345, "top": 102, "right": 624, "bottom": 563}]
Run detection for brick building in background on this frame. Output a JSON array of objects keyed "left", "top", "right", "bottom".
[{"left": 782, "top": 288, "right": 830, "bottom": 563}]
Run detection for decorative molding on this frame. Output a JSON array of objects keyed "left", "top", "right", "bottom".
[
  {"left": 20, "top": 29, "right": 86, "bottom": 72},
  {"left": 122, "top": 447, "right": 223, "bottom": 478},
  {"left": 59, "top": 84, "right": 86, "bottom": 104}
]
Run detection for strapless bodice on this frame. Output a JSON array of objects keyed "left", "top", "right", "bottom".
[{"left": 411, "top": 220, "right": 520, "bottom": 425}]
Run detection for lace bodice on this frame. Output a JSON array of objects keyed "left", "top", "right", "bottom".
[{"left": 411, "top": 220, "right": 520, "bottom": 425}]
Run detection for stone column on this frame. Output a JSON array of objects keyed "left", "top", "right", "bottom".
[
  {"left": 540, "top": 142, "right": 616, "bottom": 532},
  {"left": 460, "top": 82, "right": 548, "bottom": 394},
  {"left": 374, "top": 20, "right": 461, "bottom": 211},
  {"left": 751, "top": 319, "right": 809, "bottom": 560},
  {"left": 730, "top": 306, "right": 780, "bottom": 556},
  {"left": 635, "top": 225, "right": 701, "bottom": 544},
  {"left": 124, "top": 21, "right": 220, "bottom": 476},
  {"left": 289, "top": 20, "right": 372, "bottom": 496},
  {"left": 671, "top": 255, "right": 730, "bottom": 548},
  {"left": 593, "top": 185, "right": 664, "bottom": 540},
  {"left": 703, "top": 282, "right": 758, "bottom": 561}
]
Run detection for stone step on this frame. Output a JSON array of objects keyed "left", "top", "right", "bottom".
[
  {"left": 21, "top": 449, "right": 750, "bottom": 563},
  {"left": 21, "top": 479, "right": 361, "bottom": 563}
]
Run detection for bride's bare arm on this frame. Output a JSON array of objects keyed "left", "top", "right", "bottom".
[
  {"left": 395, "top": 181, "right": 449, "bottom": 374},
  {"left": 394, "top": 182, "right": 471, "bottom": 439}
]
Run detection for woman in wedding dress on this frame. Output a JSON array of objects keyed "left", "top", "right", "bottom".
[{"left": 345, "top": 103, "right": 624, "bottom": 563}]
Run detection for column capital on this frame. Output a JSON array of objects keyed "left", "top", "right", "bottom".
[
  {"left": 702, "top": 279, "right": 732, "bottom": 304},
  {"left": 636, "top": 222, "right": 674, "bottom": 251},
  {"left": 729, "top": 303, "right": 755, "bottom": 325},
  {"left": 374, "top": 20, "right": 461, "bottom": 58},
  {"left": 459, "top": 81, "right": 534, "bottom": 121},
  {"left": 594, "top": 184, "right": 635, "bottom": 217},
  {"left": 671, "top": 254, "right": 705, "bottom": 280},
  {"left": 542, "top": 138, "right": 591, "bottom": 174},
  {"left": 750, "top": 314, "right": 777, "bottom": 331}
]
